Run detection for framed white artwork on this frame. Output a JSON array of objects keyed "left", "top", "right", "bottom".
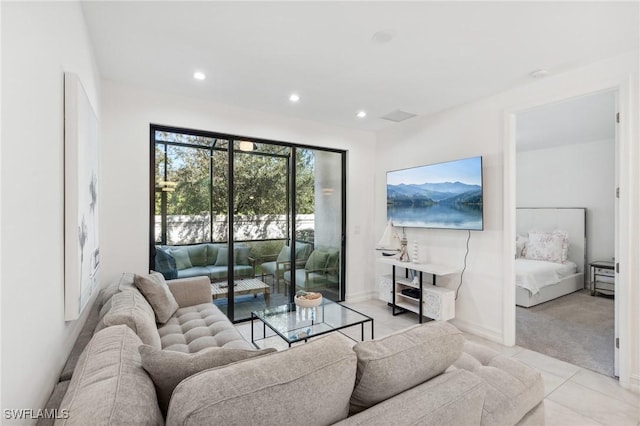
[{"left": 64, "top": 72, "right": 100, "bottom": 321}]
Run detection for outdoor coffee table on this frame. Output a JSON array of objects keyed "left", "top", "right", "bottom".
[
  {"left": 211, "top": 278, "right": 270, "bottom": 303},
  {"left": 250, "top": 299, "right": 374, "bottom": 348}
]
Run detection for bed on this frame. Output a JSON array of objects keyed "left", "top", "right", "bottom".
[{"left": 515, "top": 208, "right": 586, "bottom": 307}]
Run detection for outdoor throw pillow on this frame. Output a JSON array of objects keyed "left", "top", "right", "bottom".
[
  {"left": 139, "top": 345, "right": 276, "bottom": 416},
  {"left": 134, "top": 272, "right": 179, "bottom": 324},
  {"left": 305, "top": 250, "right": 329, "bottom": 271}
]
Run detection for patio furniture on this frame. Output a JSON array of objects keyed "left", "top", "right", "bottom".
[
  {"left": 259, "top": 242, "right": 312, "bottom": 292},
  {"left": 283, "top": 246, "right": 340, "bottom": 292},
  {"left": 211, "top": 278, "right": 270, "bottom": 304},
  {"left": 154, "top": 243, "right": 255, "bottom": 282}
]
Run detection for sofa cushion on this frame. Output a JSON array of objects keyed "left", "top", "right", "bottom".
[
  {"left": 335, "top": 370, "right": 485, "bottom": 426},
  {"left": 97, "top": 272, "right": 136, "bottom": 308},
  {"left": 215, "top": 247, "right": 230, "bottom": 266},
  {"left": 157, "top": 303, "right": 253, "bottom": 352},
  {"left": 57, "top": 325, "right": 163, "bottom": 426},
  {"left": 95, "top": 290, "right": 162, "bottom": 349},
  {"left": 166, "top": 333, "right": 357, "bottom": 426},
  {"left": 186, "top": 244, "right": 207, "bottom": 267},
  {"left": 134, "top": 272, "right": 179, "bottom": 324},
  {"left": 155, "top": 247, "right": 178, "bottom": 280},
  {"left": 170, "top": 248, "right": 193, "bottom": 270},
  {"left": 235, "top": 246, "right": 251, "bottom": 265},
  {"left": 349, "top": 321, "right": 464, "bottom": 414},
  {"left": 452, "top": 341, "right": 544, "bottom": 426},
  {"left": 204, "top": 244, "right": 222, "bottom": 265},
  {"left": 305, "top": 250, "right": 329, "bottom": 271},
  {"left": 139, "top": 345, "right": 276, "bottom": 415}
]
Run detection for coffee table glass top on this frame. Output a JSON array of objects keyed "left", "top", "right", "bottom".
[{"left": 251, "top": 299, "right": 373, "bottom": 347}]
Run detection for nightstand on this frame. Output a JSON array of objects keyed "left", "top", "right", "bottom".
[{"left": 590, "top": 261, "right": 615, "bottom": 296}]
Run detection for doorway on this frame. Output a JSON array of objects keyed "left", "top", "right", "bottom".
[{"left": 511, "top": 90, "right": 619, "bottom": 377}]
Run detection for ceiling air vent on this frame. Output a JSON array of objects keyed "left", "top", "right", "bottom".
[{"left": 380, "top": 110, "right": 417, "bottom": 122}]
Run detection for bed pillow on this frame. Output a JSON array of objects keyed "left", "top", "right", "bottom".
[
  {"left": 515, "top": 234, "right": 528, "bottom": 258},
  {"left": 523, "top": 230, "right": 569, "bottom": 263}
]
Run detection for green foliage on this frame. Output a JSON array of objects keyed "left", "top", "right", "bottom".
[{"left": 155, "top": 136, "right": 316, "bottom": 226}]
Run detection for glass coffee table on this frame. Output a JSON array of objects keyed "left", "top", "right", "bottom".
[{"left": 251, "top": 299, "right": 374, "bottom": 348}]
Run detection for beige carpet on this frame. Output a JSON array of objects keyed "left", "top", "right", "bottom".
[{"left": 516, "top": 289, "right": 614, "bottom": 377}]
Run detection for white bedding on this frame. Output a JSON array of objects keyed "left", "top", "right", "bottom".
[{"left": 515, "top": 258, "right": 578, "bottom": 295}]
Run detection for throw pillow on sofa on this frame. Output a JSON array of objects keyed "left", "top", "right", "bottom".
[
  {"left": 139, "top": 345, "right": 276, "bottom": 415},
  {"left": 349, "top": 321, "right": 464, "bottom": 414},
  {"left": 134, "top": 272, "right": 179, "bottom": 324}
]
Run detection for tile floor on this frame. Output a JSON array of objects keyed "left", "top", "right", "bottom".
[{"left": 236, "top": 299, "right": 640, "bottom": 426}]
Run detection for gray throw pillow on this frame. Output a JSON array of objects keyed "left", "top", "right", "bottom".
[
  {"left": 134, "top": 272, "right": 179, "bottom": 324},
  {"left": 349, "top": 322, "right": 464, "bottom": 414},
  {"left": 139, "top": 345, "right": 276, "bottom": 415}
]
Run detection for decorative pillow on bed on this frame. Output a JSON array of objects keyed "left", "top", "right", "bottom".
[
  {"left": 523, "top": 230, "right": 569, "bottom": 263},
  {"left": 515, "top": 234, "right": 528, "bottom": 258}
]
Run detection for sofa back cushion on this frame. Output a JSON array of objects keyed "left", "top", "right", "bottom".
[
  {"left": 349, "top": 321, "right": 464, "bottom": 414},
  {"left": 204, "top": 244, "right": 222, "bottom": 265},
  {"left": 57, "top": 325, "right": 163, "bottom": 426},
  {"left": 95, "top": 290, "right": 162, "bottom": 349},
  {"left": 140, "top": 345, "right": 276, "bottom": 416},
  {"left": 155, "top": 247, "right": 178, "bottom": 280},
  {"left": 186, "top": 244, "right": 208, "bottom": 267},
  {"left": 166, "top": 333, "right": 357, "bottom": 425},
  {"left": 170, "top": 248, "right": 193, "bottom": 270},
  {"left": 215, "top": 246, "right": 252, "bottom": 266}
]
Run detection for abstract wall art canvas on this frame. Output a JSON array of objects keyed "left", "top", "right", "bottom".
[{"left": 64, "top": 72, "right": 99, "bottom": 321}]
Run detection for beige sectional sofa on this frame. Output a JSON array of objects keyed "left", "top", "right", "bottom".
[{"left": 42, "top": 272, "right": 545, "bottom": 426}]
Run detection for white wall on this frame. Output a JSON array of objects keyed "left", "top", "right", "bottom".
[
  {"left": 1, "top": 1, "right": 101, "bottom": 420},
  {"left": 100, "top": 81, "right": 376, "bottom": 301},
  {"left": 517, "top": 140, "right": 615, "bottom": 264},
  {"left": 375, "top": 52, "right": 639, "bottom": 354}
]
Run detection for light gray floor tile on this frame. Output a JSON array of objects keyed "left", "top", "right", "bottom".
[
  {"left": 540, "top": 370, "right": 569, "bottom": 397},
  {"left": 570, "top": 369, "right": 640, "bottom": 408},
  {"left": 513, "top": 348, "right": 582, "bottom": 379},
  {"left": 547, "top": 381, "right": 639, "bottom": 426},
  {"left": 544, "top": 399, "right": 604, "bottom": 426}
]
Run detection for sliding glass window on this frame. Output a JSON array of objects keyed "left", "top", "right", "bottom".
[{"left": 150, "top": 125, "right": 346, "bottom": 322}]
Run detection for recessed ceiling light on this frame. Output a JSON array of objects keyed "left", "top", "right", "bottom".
[
  {"left": 529, "top": 69, "right": 549, "bottom": 79},
  {"left": 193, "top": 71, "right": 206, "bottom": 81},
  {"left": 356, "top": 111, "right": 367, "bottom": 119},
  {"left": 372, "top": 29, "right": 397, "bottom": 44},
  {"left": 289, "top": 93, "right": 300, "bottom": 102}
]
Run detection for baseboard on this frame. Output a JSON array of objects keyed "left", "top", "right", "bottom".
[
  {"left": 451, "top": 317, "right": 504, "bottom": 344},
  {"left": 345, "top": 290, "right": 376, "bottom": 304}
]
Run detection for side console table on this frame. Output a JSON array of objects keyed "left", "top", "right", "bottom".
[{"left": 377, "top": 257, "right": 459, "bottom": 323}]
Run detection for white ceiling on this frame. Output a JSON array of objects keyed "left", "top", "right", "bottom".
[
  {"left": 81, "top": 1, "right": 639, "bottom": 132},
  {"left": 516, "top": 90, "right": 616, "bottom": 152}
]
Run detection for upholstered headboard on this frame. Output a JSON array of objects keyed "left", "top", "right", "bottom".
[{"left": 516, "top": 208, "right": 586, "bottom": 273}]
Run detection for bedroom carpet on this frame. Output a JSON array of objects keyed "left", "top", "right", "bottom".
[{"left": 516, "top": 289, "right": 614, "bottom": 377}]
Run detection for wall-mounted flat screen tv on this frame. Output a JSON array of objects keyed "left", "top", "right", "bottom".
[{"left": 386, "top": 156, "right": 483, "bottom": 230}]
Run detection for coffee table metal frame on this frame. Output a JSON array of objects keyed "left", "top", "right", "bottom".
[{"left": 250, "top": 299, "right": 374, "bottom": 348}]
